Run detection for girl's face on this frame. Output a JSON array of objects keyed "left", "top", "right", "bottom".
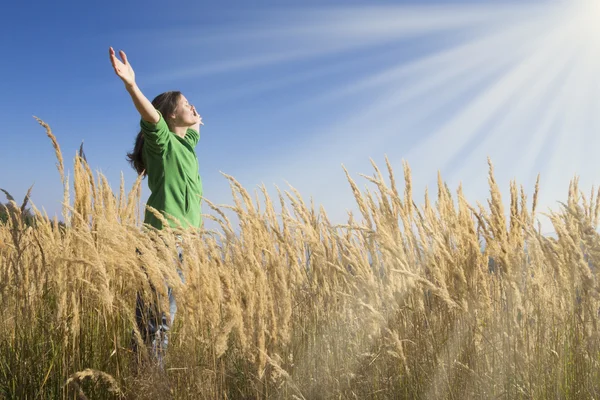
[{"left": 171, "top": 95, "right": 199, "bottom": 127}]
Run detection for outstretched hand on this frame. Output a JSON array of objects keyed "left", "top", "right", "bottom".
[{"left": 109, "top": 47, "right": 135, "bottom": 87}]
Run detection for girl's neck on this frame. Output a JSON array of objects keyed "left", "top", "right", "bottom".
[{"left": 170, "top": 125, "right": 188, "bottom": 138}]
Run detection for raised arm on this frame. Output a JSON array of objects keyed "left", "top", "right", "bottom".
[{"left": 109, "top": 47, "right": 159, "bottom": 124}]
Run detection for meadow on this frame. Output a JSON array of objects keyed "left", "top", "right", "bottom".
[{"left": 1, "top": 118, "right": 600, "bottom": 399}]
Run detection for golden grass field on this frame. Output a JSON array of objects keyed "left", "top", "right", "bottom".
[{"left": 2, "top": 119, "right": 600, "bottom": 399}]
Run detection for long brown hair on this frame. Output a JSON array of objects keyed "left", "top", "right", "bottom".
[{"left": 126, "top": 91, "right": 182, "bottom": 176}]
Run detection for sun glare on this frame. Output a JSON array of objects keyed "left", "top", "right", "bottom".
[
  {"left": 156, "top": 0, "right": 600, "bottom": 233},
  {"left": 569, "top": 0, "right": 600, "bottom": 37}
]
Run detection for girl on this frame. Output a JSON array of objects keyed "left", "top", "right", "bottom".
[{"left": 109, "top": 47, "right": 203, "bottom": 367}]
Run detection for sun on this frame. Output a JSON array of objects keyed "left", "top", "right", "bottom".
[{"left": 569, "top": 0, "right": 600, "bottom": 37}]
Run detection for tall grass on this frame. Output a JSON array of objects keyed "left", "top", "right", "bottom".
[{"left": 1, "top": 119, "right": 600, "bottom": 399}]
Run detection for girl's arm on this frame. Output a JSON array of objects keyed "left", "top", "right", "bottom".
[{"left": 109, "top": 47, "right": 159, "bottom": 124}]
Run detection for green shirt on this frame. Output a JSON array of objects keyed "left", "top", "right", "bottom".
[{"left": 141, "top": 111, "right": 203, "bottom": 230}]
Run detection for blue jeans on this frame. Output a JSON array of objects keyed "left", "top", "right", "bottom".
[{"left": 133, "top": 244, "right": 185, "bottom": 369}]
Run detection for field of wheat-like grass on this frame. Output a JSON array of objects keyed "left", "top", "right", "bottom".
[{"left": 2, "top": 119, "right": 600, "bottom": 399}]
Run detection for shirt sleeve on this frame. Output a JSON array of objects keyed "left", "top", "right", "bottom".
[
  {"left": 141, "top": 110, "right": 171, "bottom": 152},
  {"left": 185, "top": 128, "right": 200, "bottom": 147}
]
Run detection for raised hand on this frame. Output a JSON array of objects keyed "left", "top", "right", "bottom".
[{"left": 109, "top": 47, "right": 135, "bottom": 87}]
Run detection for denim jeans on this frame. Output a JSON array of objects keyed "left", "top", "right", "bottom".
[{"left": 133, "top": 243, "right": 185, "bottom": 369}]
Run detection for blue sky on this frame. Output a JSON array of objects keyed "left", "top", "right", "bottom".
[{"left": 1, "top": 0, "right": 598, "bottom": 233}]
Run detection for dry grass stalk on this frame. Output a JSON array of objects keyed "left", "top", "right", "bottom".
[{"left": 3, "top": 120, "right": 600, "bottom": 398}]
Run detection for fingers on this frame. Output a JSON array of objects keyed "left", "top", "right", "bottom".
[
  {"left": 120, "top": 50, "right": 129, "bottom": 65},
  {"left": 108, "top": 47, "right": 127, "bottom": 65},
  {"left": 109, "top": 47, "right": 118, "bottom": 70}
]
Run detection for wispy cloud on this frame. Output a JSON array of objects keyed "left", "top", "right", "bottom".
[{"left": 148, "top": 3, "right": 544, "bottom": 83}]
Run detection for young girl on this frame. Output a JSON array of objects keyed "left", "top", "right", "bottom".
[{"left": 109, "top": 47, "right": 203, "bottom": 366}]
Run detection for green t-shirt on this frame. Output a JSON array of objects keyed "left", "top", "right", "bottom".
[{"left": 141, "top": 111, "right": 203, "bottom": 230}]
